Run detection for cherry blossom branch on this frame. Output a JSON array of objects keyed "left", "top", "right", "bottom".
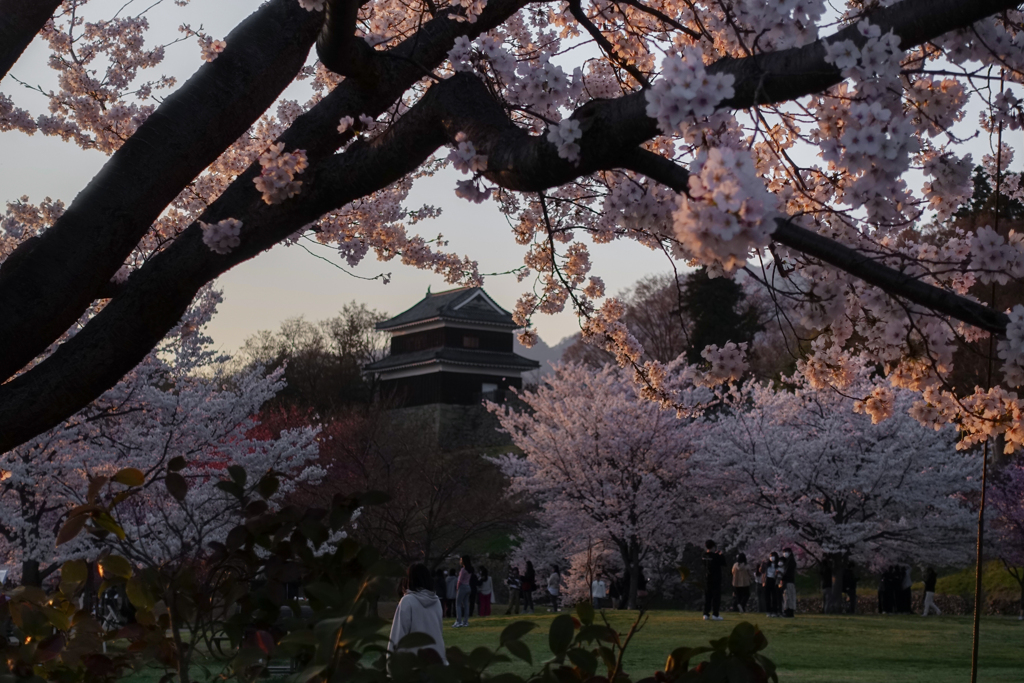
[
  {"left": 0, "top": 0, "right": 63, "bottom": 81},
  {"left": 618, "top": 147, "right": 1012, "bottom": 336},
  {"left": 0, "top": 0, "right": 324, "bottom": 384},
  {"left": 316, "top": 0, "right": 380, "bottom": 83}
]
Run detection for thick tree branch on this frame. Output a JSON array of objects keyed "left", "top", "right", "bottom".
[
  {"left": 0, "top": 0, "right": 1020, "bottom": 451},
  {"left": 619, "top": 147, "right": 1012, "bottom": 336},
  {"left": 316, "top": 0, "right": 380, "bottom": 83},
  {"left": 0, "top": 0, "right": 62, "bottom": 81},
  {"left": 0, "top": 0, "right": 323, "bottom": 384}
]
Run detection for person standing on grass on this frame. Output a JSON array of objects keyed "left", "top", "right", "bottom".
[
  {"left": 468, "top": 566, "right": 479, "bottom": 618},
  {"left": 388, "top": 564, "right": 447, "bottom": 668},
  {"left": 592, "top": 574, "right": 607, "bottom": 608},
  {"left": 477, "top": 567, "right": 493, "bottom": 617},
  {"left": 701, "top": 540, "right": 725, "bottom": 621},
  {"left": 921, "top": 567, "right": 942, "bottom": 617},
  {"left": 763, "top": 552, "right": 779, "bottom": 617},
  {"left": 819, "top": 558, "right": 833, "bottom": 613},
  {"left": 781, "top": 548, "right": 797, "bottom": 618},
  {"left": 754, "top": 559, "right": 766, "bottom": 613},
  {"left": 843, "top": 561, "right": 858, "bottom": 614},
  {"left": 504, "top": 565, "right": 521, "bottom": 615},
  {"left": 731, "top": 553, "right": 752, "bottom": 613},
  {"left": 454, "top": 556, "right": 474, "bottom": 628},
  {"left": 445, "top": 568, "right": 457, "bottom": 618},
  {"left": 547, "top": 565, "right": 562, "bottom": 612},
  {"left": 522, "top": 561, "right": 537, "bottom": 614}
]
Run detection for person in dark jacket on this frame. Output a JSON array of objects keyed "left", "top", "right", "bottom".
[
  {"left": 701, "top": 540, "right": 726, "bottom": 621},
  {"left": 842, "top": 561, "right": 858, "bottom": 614},
  {"left": 922, "top": 567, "right": 942, "bottom": 616},
  {"left": 819, "top": 558, "right": 833, "bottom": 613},
  {"left": 780, "top": 548, "right": 797, "bottom": 618},
  {"left": 522, "top": 561, "right": 536, "bottom": 614}
]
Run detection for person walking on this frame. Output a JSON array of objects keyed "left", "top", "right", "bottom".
[
  {"left": 478, "top": 567, "right": 493, "bottom": 617},
  {"left": 522, "top": 561, "right": 536, "bottom": 614},
  {"left": 547, "top": 565, "right": 562, "bottom": 612},
  {"left": 388, "top": 564, "right": 447, "bottom": 668},
  {"left": 781, "top": 548, "right": 797, "bottom": 618},
  {"left": 764, "top": 552, "right": 780, "bottom": 617},
  {"left": 922, "top": 567, "right": 942, "bottom": 616},
  {"left": 445, "top": 568, "right": 457, "bottom": 618},
  {"left": 843, "top": 561, "right": 858, "bottom": 614},
  {"left": 454, "top": 556, "right": 474, "bottom": 627},
  {"left": 701, "top": 540, "right": 725, "bottom": 621},
  {"left": 819, "top": 558, "right": 833, "bottom": 614},
  {"left": 731, "top": 553, "right": 752, "bottom": 613},
  {"left": 504, "top": 565, "right": 521, "bottom": 615}
]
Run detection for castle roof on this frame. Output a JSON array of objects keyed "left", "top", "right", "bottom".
[
  {"left": 364, "top": 347, "right": 540, "bottom": 374},
  {"left": 376, "top": 287, "right": 516, "bottom": 331}
]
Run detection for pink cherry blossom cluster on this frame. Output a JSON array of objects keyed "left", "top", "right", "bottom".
[
  {"left": 199, "top": 37, "right": 226, "bottom": 62},
  {"left": 200, "top": 218, "right": 243, "bottom": 255},
  {"left": 645, "top": 47, "right": 735, "bottom": 136},
  {"left": 998, "top": 305, "right": 1024, "bottom": 387},
  {"left": 673, "top": 146, "right": 775, "bottom": 273},
  {"left": 697, "top": 342, "right": 748, "bottom": 387},
  {"left": 546, "top": 119, "right": 582, "bottom": 163},
  {"left": 253, "top": 144, "right": 309, "bottom": 205}
]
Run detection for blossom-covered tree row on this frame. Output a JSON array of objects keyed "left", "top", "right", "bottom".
[{"left": 4, "top": 0, "right": 1024, "bottom": 455}]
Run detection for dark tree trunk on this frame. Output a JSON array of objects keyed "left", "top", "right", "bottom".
[
  {"left": 20, "top": 559, "right": 40, "bottom": 587},
  {"left": 828, "top": 554, "right": 849, "bottom": 614}
]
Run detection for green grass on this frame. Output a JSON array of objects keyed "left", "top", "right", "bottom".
[{"left": 442, "top": 609, "right": 1023, "bottom": 683}]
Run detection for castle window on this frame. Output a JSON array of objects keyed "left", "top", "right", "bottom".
[{"left": 463, "top": 335, "right": 480, "bottom": 348}]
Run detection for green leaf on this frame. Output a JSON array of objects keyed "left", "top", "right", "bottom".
[
  {"left": 59, "top": 560, "right": 88, "bottom": 596},
  {"left": 168, "top": 456, "right": 187, "bottom": 472},
  {"left": 86, "top": 476, "right": 108, "bottom": 504},
  {"left": 165, "top": 472, "right": 188, "bottom": 502},
  {"left": 548, "top": 614, "right": 575, "bottom": 656},
  {"left": 665, "top": 647, "right": 712, "bottom": 677},
  {"left": 93, "top": 512, "right": 125, "bottom": 540},
  {"left": 576, "top": 599, "right": 595, "bottom": 626},
  {"left": 216, "top": 480, "right": 245, "bottom": 499},
  {"left": 99, "top": 555, "right": 132, "bottom": 580},
  {"left": 125, "top": 576, "right": 155, "bottom": 611},
  {"left": 500, "top": 620, "right": 537, "bottom": 646},
  {"left": 228, "top": 465, "right": 247, "bottom": 486},
  {"left": 727, "top": 622, "right": 759, "bottom": 657},
  {"left": 258, "top": 473, "right": 280, "bottom": 500},
  {"left": 504, "top": 638, "right": 532, "bottom": 665},
  {"left": 567, "top": 648, "right": 598, "bottom": 675},
  {"left": 112, "top": 468, "right": 145, "bottom": 487},
  {"left": 396, "top": 632, "right": 436, "bottom": 650}
]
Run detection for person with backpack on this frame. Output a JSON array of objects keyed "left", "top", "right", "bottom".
[{"left": 701, "top": 540, "right": 726, "bottom": 621}]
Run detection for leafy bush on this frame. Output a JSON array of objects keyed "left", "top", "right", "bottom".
[{"left": 0, "top": 466, "right": 777, "bottom": 683}]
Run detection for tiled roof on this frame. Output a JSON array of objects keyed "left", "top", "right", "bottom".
[
  {"left": 364, "top": 347, "right": 540, "bottom": 373},
  {"left": 376, "top": 287, "right": 516, "bottom": 331}
]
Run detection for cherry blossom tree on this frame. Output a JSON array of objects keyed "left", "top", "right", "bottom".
[
  {"left": 0, "top": 287, "right": 323, "bottom": 586},
  {"left": 3, "top": 0, "right": 1024, "bottom": 461},
  {"left": 691, "top": 377, "right": 980, "bottom": 611},
  {"left": 990, "top": 457, "right": 1024, "bottom": 617},
  {"left": 491, "top": 362, "right": 704, "bottom": 609}
]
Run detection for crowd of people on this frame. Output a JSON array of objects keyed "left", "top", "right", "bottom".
[{"left": 389, "top": 546, "right": 954, "bottom": 662}]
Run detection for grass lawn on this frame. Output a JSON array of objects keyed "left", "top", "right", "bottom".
[{"left": 441, "top": 610, "right": 1023, "bottom": 683}]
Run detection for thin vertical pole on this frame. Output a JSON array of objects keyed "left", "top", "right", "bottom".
[{"left": 969, "top": 439, "right": 989, "bottom": 683}]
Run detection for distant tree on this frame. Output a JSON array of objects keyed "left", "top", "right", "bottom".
[
  {"left": 990, "top": 458, "right": 1024, "bottom": 618},
  {"left": 692, "top": 378, "right": 979, "bottom": 611},
  {"left": 491, "top": 363, "right": 701, "bottom": 609},
  {"left": 311, "top": 406, "right": 524, "bottom": 568},
  {"left": 239, "top": 302, "right": 389, "bottom": 416},
  {"left": 564, "top": 269, "right": 765, "bottom": 368}
]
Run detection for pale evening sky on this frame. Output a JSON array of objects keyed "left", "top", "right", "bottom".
[{"left": 0, "top": 0, "right": 672, "bottom": 357}]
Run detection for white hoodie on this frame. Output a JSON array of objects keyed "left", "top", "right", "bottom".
[{"left": 388, "top": 589, "right": 448, "bottom": 665}]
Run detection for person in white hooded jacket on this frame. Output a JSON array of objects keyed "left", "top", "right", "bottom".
[{"left": 388, "top": 564, "right": 448, "bottom": 666}]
